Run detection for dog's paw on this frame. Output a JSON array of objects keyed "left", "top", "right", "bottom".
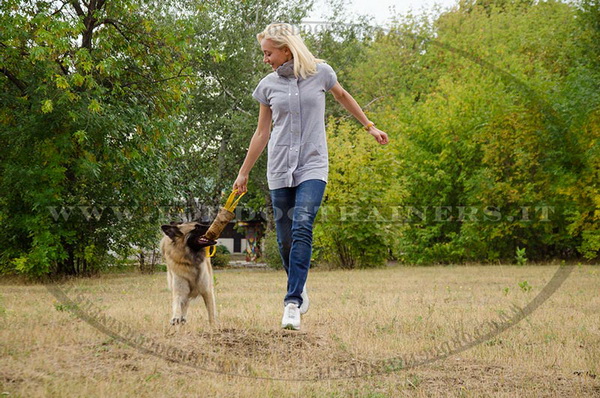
[{"left": 170, "top": 317, "right": 187, "bottom": 325}]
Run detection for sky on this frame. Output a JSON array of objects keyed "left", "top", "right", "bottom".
[{"left": 305, "top": 0, "right": 459, "bottom": 27}]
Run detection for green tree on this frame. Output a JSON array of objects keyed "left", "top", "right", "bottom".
[
  {"left": 0, "top": 0, "right": 195, "bottom": 275},
  {"left": 178, "top": 1, "right": 376, "bottom": 218},
  {"left": 332, "top": 0, "right": 599, "bottom": 263},
  {"left": 176, "top": 0, "right": 310, "bottom": 215},
  {"left": 313, "top": 118, "right": 405, "bottom": 268}
]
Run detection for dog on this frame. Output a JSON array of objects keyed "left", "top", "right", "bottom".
[{"left": 160, "top": 222, "right": 216, "bottom": 326}]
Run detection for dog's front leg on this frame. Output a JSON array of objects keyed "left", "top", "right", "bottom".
[
  {"left": 199, "top": 268, "right": 217, "bottom": 326},
  {"left": 200, "top": 288, "right": 217, "bottom": 326},
  {"left": 171, "top": 275, "right": 190, "bottom": 325}
]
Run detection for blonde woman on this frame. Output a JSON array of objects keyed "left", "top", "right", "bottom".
[{"left": 233, "top": 23, "right": 388, "bottom": 330}]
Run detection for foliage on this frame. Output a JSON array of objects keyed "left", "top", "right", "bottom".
[
  {"left": 337, "top": 0, "right": 599, "bottom": 264},
  {"left": 313, "top": 118, "right": 405, "bottom": 268},
  {"left": 0, "top": 0, "right": 195, "bottom": 275},
  {"left": 176, "top": 0, "right": 377, "bottom": 219},
  {"left": 210, "top": 245, "right": 231, "bottom": 268},
  {"left": 515, "top": 247, "right": 527, "bottom": 266},
  {"left": 518, "top": 280, "right": 532, "bottom": 293},
  {"left": 262, "top": 228, "right": 283, "bottom": 270},
  {"left": 177, "top": 0, "right": 311, "bottom": 214},
  {"left": 2, "top": 0, "right": 598, "bottom": 276}
]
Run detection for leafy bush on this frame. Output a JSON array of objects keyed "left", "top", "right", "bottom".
[
  {"left": 342, "top": 1, "right": 600, "bottom": 264},
  {"left": 155, "top": 264, "right": 167, "bottom": 273},
  {"left": 210, "top": 245, "right": 231, "bottom": 268},
  {"left": 262, "top": 228, "right": 283, "bottom": 270},
  {"left": 314, "top": 118, "right": 399, "bottom": 268}
]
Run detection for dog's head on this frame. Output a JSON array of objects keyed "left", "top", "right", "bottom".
[{"left": 161, "top": 222, "right": 210, "bottom": 254}]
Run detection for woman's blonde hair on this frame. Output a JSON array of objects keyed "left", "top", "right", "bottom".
[{"left": 257, "top": 23, "right": 324, "bottom": 79}]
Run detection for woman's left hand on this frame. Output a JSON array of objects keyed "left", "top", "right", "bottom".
[{"left": 368, "top": 126, "right": 389, "bottom": 145}]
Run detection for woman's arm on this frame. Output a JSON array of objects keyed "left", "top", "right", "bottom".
[
  {"left": 233, "top": 103, "right": 273, "bottom": 193},
  {"left": 329, "top": 82, "right": 389, "bottom": 145}
]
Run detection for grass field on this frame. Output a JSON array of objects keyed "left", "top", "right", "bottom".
[{"left": 1, "top": 264, "right": 599, "bottom": 397}]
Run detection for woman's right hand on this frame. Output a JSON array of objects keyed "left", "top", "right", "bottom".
[{"left": 233, "top": 173, "right": 249, "bottom": 194}]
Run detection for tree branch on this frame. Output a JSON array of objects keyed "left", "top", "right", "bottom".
[
  {"left": 74, "top": 0, "right": 107, "bottom": 51},
  {"left": 0, "top": 68, "right": 27, "bottom": 93},
  {"left": 56, "top": 59, "right": 70, "bottom": 75},
  {"left": 212, "top": 74, "right": 253, "bottom": 116},
  {"left": 121, "top": 67, "right": 194, "bottom": 88},
  {"left": 363, "top": 96, "right": 385, "bottom": 109},
  {"left": 102, "top": 19, "right": 133, "bottom": 42},
  {"left": 341, "top": 96, "right": 386, "bottom": 120},
  {"left": 81, "top": 0, "right": 97, "bottom": 50},
  {"left": 52, "top": 1, "right": 70, "bottom": 16},
  {"left": 70, "top": 0, "right": 85, "bottom": 17},
  {"left": 100, "top": 18, "right": 152, "bottom": 50},
  {"left": 1, "top": 41, "right": 29, "bottom": 57}
]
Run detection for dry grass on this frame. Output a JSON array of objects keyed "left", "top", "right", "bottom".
[{"left": 1, "top": 264, "right": 599, "bottom": 397}]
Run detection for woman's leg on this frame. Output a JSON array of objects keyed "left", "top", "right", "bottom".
[
  {"left": 284, "top": 179, "right": 326, "bottom": 307},
  {"left": 270, "top": 186, "right": 295, "bottom": 275}
]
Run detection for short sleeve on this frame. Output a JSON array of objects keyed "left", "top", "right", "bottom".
[
  {"left": 321, "top": 63, "right": 337, "bottom": 91},
  {"left": 252, "top": 78, "right": 270, "bottom": 106}
]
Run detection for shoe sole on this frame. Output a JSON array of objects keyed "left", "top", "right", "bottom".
[
  {"left": 298, "top": 299, "right": 310, "bottom": 315},
  {"left": 282, "top": 323, "right": 300, "bottom": 330},
  {"left": 300, "top": 291, "right": 309, "bottom": 314},
  {"left": 299, "top": 296, "right": 308, "bottom": 314}
]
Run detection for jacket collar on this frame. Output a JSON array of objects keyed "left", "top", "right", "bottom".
[{"left": 276, "top": 58, "right": 295, "bottom": 78}]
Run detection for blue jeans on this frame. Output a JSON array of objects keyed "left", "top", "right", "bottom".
[{"left": 270, "top": 179, "right": 326, "bottom": 307}]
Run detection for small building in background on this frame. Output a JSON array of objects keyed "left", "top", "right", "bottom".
[{"left": 216, "top": 217, "right": 265, "bottom": 261}]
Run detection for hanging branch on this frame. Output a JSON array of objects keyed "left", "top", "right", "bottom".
[{"left": 0, "top": 67, "right": 27, "bottom": 94}]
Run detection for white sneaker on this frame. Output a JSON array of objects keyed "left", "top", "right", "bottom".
[
  {"left": 281, "top": 303, "right": 301, "bottom": 330},
  {"left": 299, "top": 285, "right": 309, "bottom": 314}
]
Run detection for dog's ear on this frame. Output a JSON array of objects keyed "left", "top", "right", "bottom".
[{"left": 161, "top": 224, "right": 183, "bottom": 240}]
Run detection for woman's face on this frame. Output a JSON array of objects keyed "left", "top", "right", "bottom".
[{"left": 260, "top": 39, "right": 292, "bottom": 71}]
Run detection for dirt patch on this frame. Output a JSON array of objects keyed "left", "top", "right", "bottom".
[{"left": 404, "top": 359, "right": 600, "bottom": 397}]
